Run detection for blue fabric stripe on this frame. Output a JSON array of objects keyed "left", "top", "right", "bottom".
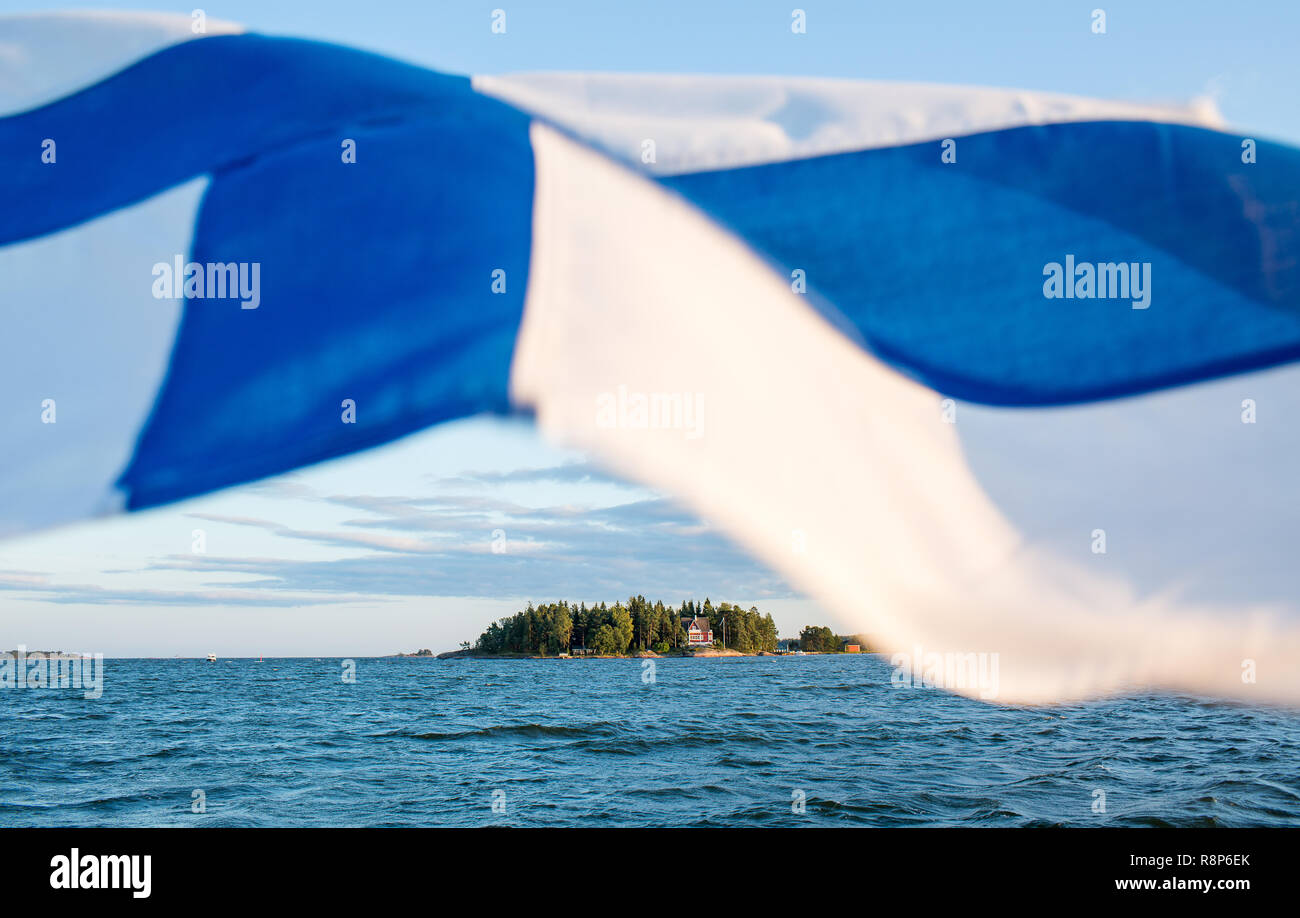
[
  {"left": 0, "top": 35, "right": 534, "bottom": 509},
  {"left": 664, "top": 123, "right": 1300, "bottom": 405},
  {"left": 0, "top": 35, "right": 476, "bottom": 244}
]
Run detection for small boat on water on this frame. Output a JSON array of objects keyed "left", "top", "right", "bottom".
[{"left": 206, "top": 653, "right": 216, "bottom": 663}]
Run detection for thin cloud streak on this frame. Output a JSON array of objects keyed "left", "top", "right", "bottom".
[{"left": 7, "top": 462, "right": 794, "bottom": 606}]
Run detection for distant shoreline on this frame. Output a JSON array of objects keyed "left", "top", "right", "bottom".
[
  {"left": 2, "top": 650, "right": 93, "bottom": 660},
  {"left": 0, "top": 652, "right": 863, "bottom": 661},
  {"left": 396, "top": 648, "right": 853, "bottom": 661}
]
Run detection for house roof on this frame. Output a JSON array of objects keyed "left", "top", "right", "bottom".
[{"left": 683, "top": 615, "right": 710, "bottom": 632}]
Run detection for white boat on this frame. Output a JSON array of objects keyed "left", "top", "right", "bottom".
[{"left": 206, "top": 653, "right": 216, "bottom": 663}]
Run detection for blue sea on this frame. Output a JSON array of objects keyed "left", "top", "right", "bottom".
[{"left": 2, "top": 655, "right": 1298, "bottom": 827}]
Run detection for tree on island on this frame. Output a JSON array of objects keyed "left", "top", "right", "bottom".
[
  {"left": 798, "top": 625, "right": 840, "bottom": 653},
  {"left": 551, "top": 605, "right": 573, "bottom": 655},
  {"left": 791, "top": 626, "right": 875, "bottom": 652}
]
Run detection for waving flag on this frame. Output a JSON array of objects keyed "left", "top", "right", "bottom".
[{"left": 3, "top": 11, "right": 1299, "bottom": 703}]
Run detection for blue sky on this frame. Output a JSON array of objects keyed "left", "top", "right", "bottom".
[
  {"left": 3, "top": 416, "right": 804, "bottom": 656},
  {"left": 4, "top": 2, "right": 1298, "bottom": 656}
]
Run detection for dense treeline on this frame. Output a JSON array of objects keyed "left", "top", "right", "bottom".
[
  {"left": 707, "top": 601, "right": 779, "bottom": 653},
  {"left": 475, "top": 597, "right": 779, "bottom": 656},
  {"left": 793, "top": 627, "right": 874, "bottom": 652}
]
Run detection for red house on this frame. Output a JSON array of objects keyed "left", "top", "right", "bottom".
[{"left": 683, "top": 615, "right": 713, "bottom": 646}]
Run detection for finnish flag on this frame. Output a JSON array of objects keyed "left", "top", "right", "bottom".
[{"left": 3, "top": 11, "right": 1299, "bottom": 702}]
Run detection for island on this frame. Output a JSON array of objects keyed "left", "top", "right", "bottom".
[{"left": 425, "top": 597, "right": 875, "bottom": 659}]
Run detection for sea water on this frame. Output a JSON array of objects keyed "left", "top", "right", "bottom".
[{"left": 1, "top": 655, "right": 1296, "bottom": 826}]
